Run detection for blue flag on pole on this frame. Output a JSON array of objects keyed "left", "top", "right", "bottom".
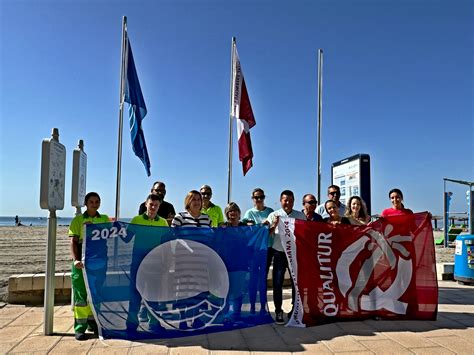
[
  {"left": 83, "top": 223, "right": 273, "bottom": 340},
  {"left": 124, "top": 38, "right": 151, "bottom": 176}
]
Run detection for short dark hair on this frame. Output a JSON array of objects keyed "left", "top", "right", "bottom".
[
  {"left": 151, "top": 181, "right": 165, "bottom": 191},
  {"left": 252, "top": 188, "right": 264, "bottom": 197},
  {"left": 302, "top": 193, "right": 317, "bottom": 204},
  {"left": 146, "top": 194, "right": 161, "bottom": 202},
  {"left": 280, "top": 190, "right": 294, "bottom": 199},
  {"left": 327, "top": 185, "right": 340, "bottom": 193},
  {"left": 84, "top": 192, "right": 100, "bottom": 205}
]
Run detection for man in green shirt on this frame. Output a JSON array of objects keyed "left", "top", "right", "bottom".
[
  {"left": 127, "top": 194, "right": 168, "bottom": 332},
  {"left": 200, "top": 184, "right": 224, "bottom": 227}
]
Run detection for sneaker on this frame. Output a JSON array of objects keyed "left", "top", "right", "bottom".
[
  {"left": 75, "top": 332, "right": 87, "bottom": 341},
  {"left": 275, "top": 311, "right": 285, "bottom": 325}
]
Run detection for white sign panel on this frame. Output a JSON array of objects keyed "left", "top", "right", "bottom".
[
  {"left": 71, "top": 149, "right": 87, "bottom": 207},
  {"left": 40, "top": 138, "right": 66, "bottom": 210},
  {"left": 332, "top": 159, "right": 360, "bottom": 206}
]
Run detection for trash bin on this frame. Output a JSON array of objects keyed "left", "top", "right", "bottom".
[{"left": 454, "top": 234, "right": 474, "bottom": 284}]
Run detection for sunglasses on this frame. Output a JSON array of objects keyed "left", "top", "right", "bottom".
[
  {"left": 328, "top": 191, "right": 340, "bottom": 196},
  {"left": 201, "top": 192, "right": 211, "bottom": 197},
  {"left": 253, "top": 195, "right": 265, "bottom": 201},
  {"left": 305, "top": 200, "right": 317, "bottom": 205},
  {"left": 153, "top": 189, "right": 166, "bottom": 193}
]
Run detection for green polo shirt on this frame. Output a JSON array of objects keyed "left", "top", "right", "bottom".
[
  {"left": 68, "top": 211, "right": 110, "bottom": 242},
  {"left": 201, "top": 204, "right": 224, "bottom": 227},
  {"left": 130, "top": 213, "right": 168, "bottom": 227}
]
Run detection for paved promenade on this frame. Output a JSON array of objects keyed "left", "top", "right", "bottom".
[{"left": 1, "top": 280, "right": 473, "bottom": 354}]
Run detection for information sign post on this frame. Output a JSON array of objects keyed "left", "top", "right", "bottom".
[
  {"left": 40, "top": 128, "right": 66, "bottom": 335},
  {"left": 71, "top": 140, "right": 87, "bottom": 216}
]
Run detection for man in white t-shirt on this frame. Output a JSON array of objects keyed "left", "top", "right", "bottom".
[{"left": 265, "top": 190, "right": 306, "bottom": 325}]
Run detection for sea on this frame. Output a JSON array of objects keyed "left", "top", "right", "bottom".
[{"left": 0, "top": 216, "right": 132, "bottom": 227}]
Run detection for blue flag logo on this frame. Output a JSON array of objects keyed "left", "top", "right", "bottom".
[
  {"left": 83, "top": 223, "right": 273, "bottom": 340},
  {"left": 124, "top": 38, "right": 151, "bottom": 176}
]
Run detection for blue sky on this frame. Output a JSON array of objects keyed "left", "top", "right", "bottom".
[{"left": 0, "top": 0, "right": 472, "bottom": 219}]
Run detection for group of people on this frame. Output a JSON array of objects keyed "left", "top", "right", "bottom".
[{"left": 68, "top": 181, "right": 413, "bottom": 340}]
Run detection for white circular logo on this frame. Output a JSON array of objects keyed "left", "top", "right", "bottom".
[
  {"left": 136, "top": 239, "right": 229, "bottom": 330},
  {"left": 336, "top": 225, "right": 413, "bottom": 314}
]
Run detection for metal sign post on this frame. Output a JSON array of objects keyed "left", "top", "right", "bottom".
[{"left": 40, "top": 128, "right": 66, "bottom": 335}]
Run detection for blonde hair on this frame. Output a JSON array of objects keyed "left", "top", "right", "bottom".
[{"left": 184, "top": 190, "right": 202, "bottom": 211}]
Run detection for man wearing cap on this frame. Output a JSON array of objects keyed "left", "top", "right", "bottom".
[
  {"left": 302, "top": 194, "right": 323, "bottom": 222},
  {"left": 138, "top": 181, "right": 176, "bottom": 225},
  {"left": 315, "top": 185, "right": 346, "bottom": 219},
  {"left": 200, "top": 185, "right": 224, "bottom": 227}
]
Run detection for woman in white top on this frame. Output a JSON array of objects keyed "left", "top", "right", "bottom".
[{"left": 171, "top": 190, "right": 212, "bottom": 228}]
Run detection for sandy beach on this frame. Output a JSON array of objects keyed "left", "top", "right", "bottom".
[
  {"left": 0, "top": 226, "right": 456, "bottom": 302},
  {"left": 0, "top": 226, "right": 71, "bottom": 302}
]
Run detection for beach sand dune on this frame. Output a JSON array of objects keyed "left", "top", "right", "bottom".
[
  {"left": 0, "top": 226, "right": 455, "bottom": 303},
  {"left": 0, "top": 226, "right": 71, "bottom": 302}
]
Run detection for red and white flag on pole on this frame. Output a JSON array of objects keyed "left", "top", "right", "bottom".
[{"left": 232, "top": 44, "right": 256, "bottom": 176}]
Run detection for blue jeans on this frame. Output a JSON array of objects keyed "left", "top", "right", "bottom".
[{"left": 267, "top": 248, "right": 294, "bottom": 313}]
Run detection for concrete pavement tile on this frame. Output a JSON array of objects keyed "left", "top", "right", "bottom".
[
  {"left": 358, "top": 339, "right": 412, "bottom": 354},
  {"left": 8, "top": 308, "right": 44, "bottom": 326},
  {"left": 273, "top": 325, "right": 321, "bottom": 344},
  {"left": 336, "top": 322, "right": 388, "bottom": 340},
  {"left": 0, "top": 306, "right": 28, "bottom": 319},
  {"left": 53, "top": 305, "right": 73, "bottom": 317},
  {"left": 362, "top": 320, "right": 404, "bottom": 332},
  {"left": 8, "top": 334, "right": 61, "bottom": 353},
  {"left": 251, "top": 352, "right": 292, "bottom": 355},
  {"left": 207, "top": 330, "right": 248, "bottom": 350},
  {"left": 89, "top": 338, "right": 131, "bottom": 354},
  {"left": 449, "top": 327, "right": 474, "bottom": 341},
  {"left": 306, "top": 322, "right": 346, "bottom": 341},
  {"left": 169, "top": 346, "right": 209, "bottom": 354},
  {"left": 410, "top": 347, "right": 455, "bottom": 354},
  {"left": 127, "top": 342, "right": 170, "bottom": 354},
  {"left": 383, "top": 331, "right": 438, "bottom": 348},
  {"left": 1, "top": 342, "right": 18, "bottom": 354},
  {"left": 333, "top": 352, "right": 374, "bottom": 355},
  {"left": 0, "top": 325, "right": 36, "bottom": 343},
  {"left": 49, "top": 337, "right": 95, "bottom": 354},
  {"left": 393, "top": 320, "right": 438, "bottom": 332},
  {"left": 0, "top": 318, "right": 13, "bottom": 328},
  {"left": 210, "top": 351, "right": 250, "bottom": 355},
  {"left": 457, "top": 316, "right": 474, "bottom": 327},
  {"left": 416, "top": 328, "right": 459, "bottom": 338},
  {"left": 49, "top": 315, "right": 73, "bottom": 333},
  {"left": 425, "top": 335, "right": 474, "bottom": 354},
  {"left": 245, "top": 335, "right": 290, "bottom": 352},
  {"left": 239, "top": 324, "right": 278, "bottom": 339},
  {"left": 296, "top": 342, "right": 333, "bottom": 353},
  {"left": 166, "top": 334, "right": 209, "bottom": 347},
  {"left": 322, "top": 335, "right": 368, "bottom": 352}
]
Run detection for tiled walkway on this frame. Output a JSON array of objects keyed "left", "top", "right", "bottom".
[{"left": 1, "top": 281, "right": 473, "bottom": 354}]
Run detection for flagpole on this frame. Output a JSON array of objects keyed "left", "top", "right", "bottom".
[
  {"left": 115, "top": 16, "right": 127, "bottom": 221},
  {"left": 316, "top": 49, "right": 323, "bottom": 204},
  {"left": 227, "top": 37, "right": 236, "bottom": 204}
]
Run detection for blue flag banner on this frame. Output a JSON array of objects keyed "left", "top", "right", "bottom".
[
  {"left": 124, "top": 38, "right": 151, "bottom": 176},
  {"left": 83, "top": 222, "right": 272, "bottom": 340}
]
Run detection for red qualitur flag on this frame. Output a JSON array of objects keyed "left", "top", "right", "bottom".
[
  {"left": 279, "top": 212, "right": 438, "bottom": 327},
  {"left": 232, "top": 44, "right": 256, "bottom": 176}
]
